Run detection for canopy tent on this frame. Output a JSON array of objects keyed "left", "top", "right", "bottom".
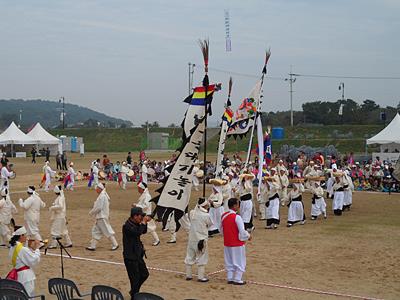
[
  {"left": 0, "top": 122, "right": 36, "bottom": 145},
  {"left": 367, "top": 113, "right": 400, "bottom": 145},
  {"left": 27, "top": 122, "right": 61, "bottom": 145}
]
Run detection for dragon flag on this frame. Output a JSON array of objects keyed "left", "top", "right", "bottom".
[
  {"left": 151, "top": 39, "right": 217, "bottom": 229},
  {"left": 226, "top": 80, "right": 261, "bottom": 139},
  {"left": 215, "top": 77, "right": 234, "bottom": 178}
]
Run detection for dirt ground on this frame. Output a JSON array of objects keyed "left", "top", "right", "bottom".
[{"left": 0, "top": 153, "right": 399, "bottom": 300}]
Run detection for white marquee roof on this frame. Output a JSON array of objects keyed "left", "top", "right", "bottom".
[
  {"left": 27, "top": 123, "right": 61, "bottom": 145},
  {"left": 0, "top": 122, "right": 36, "bottom": 145},
  {"left": 367, "top": 113, "right": 400, "bottom": 145}
]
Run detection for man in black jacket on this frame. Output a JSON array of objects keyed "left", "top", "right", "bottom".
[{"left": 123, "top": 207, "right": 150, "bottom": 299}]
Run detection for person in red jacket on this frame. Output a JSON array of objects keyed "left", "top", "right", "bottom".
[{"left": 220, "top": 198, "right": 251, "bottom": 285}]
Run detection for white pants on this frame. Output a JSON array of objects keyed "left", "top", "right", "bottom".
[
  {"left": 23, "top": 280, "right": 35, "bottom": 297},
  {"left": 49, "top": 218, "right": 72, "bottom": 247},
  {"left": 0, "top": 178, "right": 8, "bottom": 190},
  {"left": 92, "top": 218, "right": 115, "bottom": 239},
  {"left": 311, "top": 197, "right": 327, "bottom": 217},
  {"left": 239, "top": 200, "right": 253, "bottom": 223},
  {"left": 192, "top": 176, "right": 200, "bottom": 191},
  {"left": 184, "top": 240, "right": 208, "bottom": 266},
  {"left": 288, "top": 201, "right": 305, "bottom": 223},
  {"left": 209, "top": 206, "right": 224, "bottom": 231},
  {"left": 66, "top": 178, "right": 75, "bottom": 190},
  {"left": 343, "top": 190, "right": 352, "bottom": 206},
  {"left": 266, "top": 198, "right": 280, "bottom": 225},
  {"left": 224, "top": 246, "right": 246, "bottom": 282},
  {"left": 121, "top": 174, "right": 127, "bottom": 189},
  {"left": 25, "top": 218, "right": 42, "bottom": 240},
  {"left": 45, "top": 174, "right": 51, "bottom": 191},
  {"left": 333, "top": 191, "right": 344, "bottom": 211},
  {"left": 258, "top": 202, "right": 266, "bottom": 219},
  {"left": 0, "top": 222, "right": 11, "bottom": 244}
]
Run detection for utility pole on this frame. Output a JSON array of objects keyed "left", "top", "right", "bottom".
[
  {"left": 59, "top": 97, "right": 65, "bottom": 129},
  {"left": 339, "top": 82, "right": 345, "bottom": 101},
  {"left": 18, "top": 109, "right": 22, "bottom": 128},
  {"left": 285, "top": 66, "right": 297, "bottom": 127},
  {"left": 188, "top": 62, "right": 195, "bottom": 95}
]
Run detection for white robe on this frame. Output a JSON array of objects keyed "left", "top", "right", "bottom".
[
  {"left": 89, "top": 189, "right": 115, "bottom": 239},
  {"left": 44, "top": 165, "right": 56, "bottom": 191},
  {"left": 0, "top": 166, "right": 14, "bottom": 190},
  {"left": 66, "top": 167, "right": 76, "bottom": 190},
  {"left": 0, "top": 195, "right": 17, "bottom": 243},
  {"left": 136, "top": 189, "right": 157, "bottom": 234},
  {"left": 120, "top": 165, "right": 129, "bottom": 189},
  {"left": 310, "top": 186, "right": 326, "bottom": 217},
  {"left": 184, "top": 206, "right": 212, "bottom": 266},
  {"left": 287, "top": 183, "right": 305, "bottom": 224},
  {"left": 19, "top": 193, "right": 46, "bottom": 240},
  {"left": 9, "top": 242, "right": 41, "bottom": 296},
  {"left": 208, "top": 189, "right": 224, "bottom": 232},
  {"left": 49, "top": 192, "right": 72, "bottom": 246}
]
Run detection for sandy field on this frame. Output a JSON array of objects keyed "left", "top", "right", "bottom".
[{"left": 0, "top": 153, "right": 399, "bottom": 300}]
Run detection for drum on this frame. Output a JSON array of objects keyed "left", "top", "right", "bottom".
[
  {"left": 99, "top": 171, "right": 106, "bottom": 179},
  {"left": 76, "top": 171, "right": 82, "bottom": 181},
  {"left": 127, "top": 170, "right": 134, "bottom": 177},
  {"left": 195, "top": 170, "right": 204, "bottom": 178},
  {"left": 9, "top": 172, "right": 16, "bottom": 179}
]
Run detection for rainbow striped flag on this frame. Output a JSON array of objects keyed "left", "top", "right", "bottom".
[
  {"left": 222, "top": 107, "right": 233, "bottom": 125},
  {"left": 190, "top": 85, "right": 215, "bottom": 106}
]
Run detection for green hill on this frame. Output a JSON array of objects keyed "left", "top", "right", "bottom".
[
  {"left": 50, "top": 124, "right": 384, "bottom": 154},
  {"left": 0, "top": 99, "right": 132, "bottom": 129}
]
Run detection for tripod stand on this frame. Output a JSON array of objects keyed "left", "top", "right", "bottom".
[{"left": 55, "top": 237, "right": 72, "bottom": 278}]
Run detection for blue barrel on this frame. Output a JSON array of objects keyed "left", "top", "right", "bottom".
[
  {"left": 71, "top": 137, "right": 78, "bottom": 152},
  {"left": 272, "top": 127, "right": 284, "bottom": 139}
]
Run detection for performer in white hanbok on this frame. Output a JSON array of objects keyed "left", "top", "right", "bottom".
[
  {"left": 0, "top": 188, "right": 17, "bottom": 246},
  {"left": 86, "top": 183, "right": 119, "bottom": 251},
  {"left": 48, "top": 185, "right": 72, "bottom": 249},
  {"left": 332, "top": 175, "right": 345, "bottom": 216},
  {"left": 257, "top": 175, "right": 268, "bottom": 220},
  {"left": 279, "top": 168, "right": 289, "bottom": 206},
  {"left": 43, "top": 161, "right": 56, "bottom": 192},
  {"left": 1, "top": 161, "right": 14, "bottom": 190},
  {"left": 238, "top": 173, "right": 255, "bottom": 232},
  {"left": 66, "top": 162, "right": 76, "bottom": 191},
  {"left": 220, "top": 198, "right": 251, "bottom": 285},
  {"left": 207, "top": 180, "right": 225, "bottom": 236},
  {"left": 342, "top": 170, "right": 354, "bottom": 211},
  {"left": 135, "top": 182, "right": 160, "bottom": 246},
  {"left": 140, "top": 160, "right": 148, "bottom": 185},
  {"left": 221, "top": 175, "right": 234, "bottom": 212},
  {"left": 19, "top": 186, "right": 45, "bottom": 242},
  {"left": 120, "top": 161, "right": 129, "bottom": 190},
  {"left": 184, "top": 198, "right": 212, "bottom": 282},
  {"left": 8, "top": 227, "right": 41, "bottom": 297},
  {"left": 192, "top": 161, "right": 201, "bottom": 191},
  {"left": 310, "top": 181, "right": 327, "bottom": 220},
  {"left": 265, "top": 169, "right": 281, "bottom": 229},
  {"left": 287, "top": 179, "right": 306, "bottom": 227},
  {"left": 91, "top": 161, "right": 100, "bottom": 188}
]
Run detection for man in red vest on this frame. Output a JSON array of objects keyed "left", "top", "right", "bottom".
[{"left": 220, "top": 198, "right": 251, "bottom": 285}]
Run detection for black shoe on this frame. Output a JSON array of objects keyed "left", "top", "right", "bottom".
[
  {"left": 86, "top": 247, "right": 96, "bottom": 251},
  {"left": 227, "top": 281, "right": 234, "bottom": 284},
  {"left": 64, "top": 244, "right": 73, "bottom": 248},
  {"left": 186, "top": 277, "right": 193, "bottom": 281},
  {"left": 198, "top": 278, "right": 209, "bottom": 283},
  {"left": 233, "top": 281, "right": 246, "bottom": 285}
]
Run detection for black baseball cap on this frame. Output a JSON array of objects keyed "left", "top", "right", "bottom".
[{"left": 131, "top": 207, "right": 146, "bottom": 217}]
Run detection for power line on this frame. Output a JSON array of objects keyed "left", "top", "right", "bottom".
[{"left": 291, "top": 73, "right": 400, "bottom": 80}]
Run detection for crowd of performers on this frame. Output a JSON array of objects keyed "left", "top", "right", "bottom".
[{"left": 0, "top": 149, "right": 395, "bottom": 295}]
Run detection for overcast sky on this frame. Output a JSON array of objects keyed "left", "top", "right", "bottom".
[{"left": 1, "top": 0, "right": 399, "bottom": 126}]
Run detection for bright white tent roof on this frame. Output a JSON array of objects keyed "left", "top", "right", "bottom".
[
  {"left": 27, "top": 122, "right": 61, "bottom": 145},
  {"left": 367, "top": 113, "right": 400, "bottom": 145},
  {"left": 0, "top": 122, "right": 36, "bottom": 145}
]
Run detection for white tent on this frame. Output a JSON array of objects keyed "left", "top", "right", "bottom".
[
  {"left": 367, "top": 113, "right": 400, "bottom": 145},
  {"left": 27, "top": 122, "right": 61, "bottom": 145},
  {"left": 0, "top": 122, "right": 36, "bottom": 145}
]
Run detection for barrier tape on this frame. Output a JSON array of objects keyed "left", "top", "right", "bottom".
[{"left": 42, "top": 252, "right": 384, "bottom": 299}]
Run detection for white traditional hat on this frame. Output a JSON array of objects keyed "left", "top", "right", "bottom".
[
  {"left": 13, "top": 226, "right": 27, "bottom": 236},
  {"left": 27, "top": 186, "right": 35, "bottom": 194},
  {"left": 54, "top": 186, "right": 61, "bottom": 193},
  {"left": 69, "top": 162, "right": 74, "bottom": 166}
]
